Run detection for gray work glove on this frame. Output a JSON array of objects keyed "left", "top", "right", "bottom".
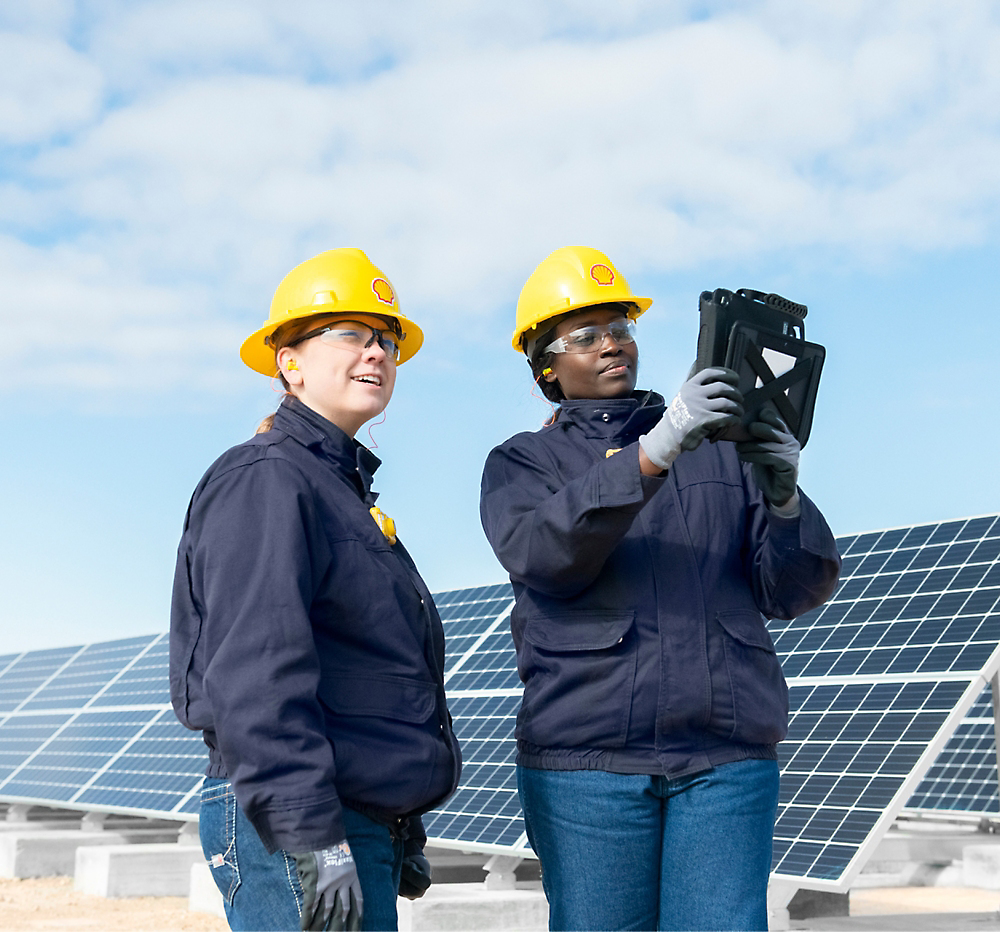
[
  {"left": 639, "top": 367, "right": 744, "bottom": 470},
  {"left": 292, "top": 843, "right": 363, "bottom": 931},
  {"left": 398, "top": 851, "right": 432, "bottom": 899},
  {"left": 736, "top": 408, "right": 800, "bottom": 508}
]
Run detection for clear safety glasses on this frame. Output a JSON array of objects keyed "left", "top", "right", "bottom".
[
  {"left": 287, "top": 320, "right": 402, "bottom": 362},
  {"left": 544, "top": 318, "right": 636, "bottom": 355}
]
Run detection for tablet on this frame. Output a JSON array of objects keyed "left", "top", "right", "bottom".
[{"left": 695, "top": 288, "right": 825, "bottom": 447}]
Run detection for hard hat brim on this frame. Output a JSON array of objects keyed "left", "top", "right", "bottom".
[
  {"left": 240, "top": 307, "right": 425, "bottom": 375},
  {"left": 512, "top": 295, "right": 652, "bottom": 353}
]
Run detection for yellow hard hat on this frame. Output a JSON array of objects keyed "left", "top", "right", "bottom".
[
  {"left": 512, "top": 246, "right": 652, "bottom": 353},
  {"left": 240, "top": 247, "right": 424, "bottom": 375}
]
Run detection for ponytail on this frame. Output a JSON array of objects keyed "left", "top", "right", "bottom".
[{"left": 254, "top": 316, "right": 317, "bottom": 435}]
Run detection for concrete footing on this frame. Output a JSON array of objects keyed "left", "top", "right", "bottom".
[
  {"left": 0, "top": 829, "right": 177, "bottom": 878},
  {"left": 0, "top": 820, "right": 78, "bottom": 832},
  {"left": 788, "top": 888, "right": 849, "bottom": 919},
  {"left": 188, "top": 863, "right": 548, "bottom": 930},
  {"left": 189, "top": 860, "right": 227, "bottom": 918},
  {"left": 397, "top": 884, "right": 548, "bottom": 932},
  {"left": 854, "top": 824, "right": 999, "bottom": 889},
  {"left": 75, "top": 843, "right": 204, "bottom": 897},
  {"left": 767, "top": 881, "right": 797, "bottom": 931},
  {"left": 963, "top": 845, "right": 1000, "bottom": 889}
]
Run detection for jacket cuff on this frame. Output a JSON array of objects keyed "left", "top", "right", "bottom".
[
  {"left": 597, "top": 442, "right": 659, "bottom": 510},
  {"left": 247, "top": 794, "right": 346, "bottom": 855},
  {"left": 639, "top": 471, "right": 667, "bottom": 502},
  {"left": 765, "top": 506, "right": 800, "bottom": 540},
  {"left": 765, "top": 489, "right": 839, "bottom": 560}
]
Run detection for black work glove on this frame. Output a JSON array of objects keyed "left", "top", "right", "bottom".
[
  {"left": 398, "top": 851, "right": 432, "bottom": 899},
  {"left": 735, "top": 408, "right": 800, "bottom": 508},
  {"left": 292, "top": 843, "right": 363, "bottom": 931}
]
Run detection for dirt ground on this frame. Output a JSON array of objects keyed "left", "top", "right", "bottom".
[
  {"left": 850, "top": 886, "right": 1000, "bottom": 915},
  {"left": 3, "top": 877, "right": 1000, "bottom": 930},
  {"left": 0, "top": 876, "right": 227, "bottom": 931}
]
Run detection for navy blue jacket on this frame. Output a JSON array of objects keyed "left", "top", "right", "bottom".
[
  {"left": 171, "top": 397, "right": 460, "bottom": 854},
  {"left": 480, "top": 392, "right": 840, "bottom": 777}
]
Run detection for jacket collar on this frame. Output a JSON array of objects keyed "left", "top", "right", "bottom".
[
  {"left": 555, "top": 390, "right": 665, "bottom": 440},
  {"left": 273, "top": 396, "right": 382, "bottom": 496}
]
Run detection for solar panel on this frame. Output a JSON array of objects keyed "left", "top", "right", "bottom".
[
  {"left": 905, "top": 681, "right": 1000, "bottom": 817},
  {"left": 767, "top": 513, "right": 1000, "bottom": 889},
  {"left": 423, "top": 584, "right": 521, "bottom": 852},
  {"left": 0, "top": 634, "right": 205, "bottom": 818},
  {"left": 1, "top": 513, "right": 998, "bottom": 895}
]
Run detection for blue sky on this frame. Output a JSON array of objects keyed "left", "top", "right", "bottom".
[{"left": 2, "top": 1, "right": 1000, "bottom": 653}]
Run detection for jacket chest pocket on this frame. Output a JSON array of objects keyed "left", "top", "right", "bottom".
[
  {"left": 518, "top": 611, "right": 637, "bottom": 750},
  {"left": 709, "top": 610, "right": 788, "bottom": 745}
]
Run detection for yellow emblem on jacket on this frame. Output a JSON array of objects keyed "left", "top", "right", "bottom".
[
  {"left": 370, "top": 506, "right": 397, "bottom": 545},
  {"left": 606, "top": 448, "right": 622, "bottom": 458}
]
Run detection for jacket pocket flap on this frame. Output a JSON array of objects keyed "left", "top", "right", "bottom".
[
  {"left": 318, "top": 674, "right": 437, "bottom": 724},
  {"left": 524, "top": 611, "right": 635, "bottom": 652},
  {"left": 716, "top": 610, "right": 777, "bottom": 652}
]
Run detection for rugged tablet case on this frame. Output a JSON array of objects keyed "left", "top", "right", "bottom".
[{"left": 694, "top": 288, "right": 825, "bottom": 448}]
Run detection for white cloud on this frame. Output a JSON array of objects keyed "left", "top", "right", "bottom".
[
  {"left": 0, "top": 32, "right": 103, "bottom": 143},
  {"left": 2, "top": 1, "right": 1000, "bottom": 395},
  {"left": 0, "top": 236, "right": 244, "bottom": 393},
  {"left": 0, "top": 2, "right": 75, "bottom": 34}
]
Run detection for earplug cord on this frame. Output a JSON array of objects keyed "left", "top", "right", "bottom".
[
  {"left": 366, "top": 410, "right": 387, "bottom": 450},
  {"left": 531, "top": 373, "right": 558, "bottom": 427}
]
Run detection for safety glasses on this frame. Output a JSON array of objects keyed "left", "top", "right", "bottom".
[
  {"left": 544, "top": 319, "right": 636, "bottom": 355},
  {"left": 287, "top": 320, "right": 402, "bottom": 362}
]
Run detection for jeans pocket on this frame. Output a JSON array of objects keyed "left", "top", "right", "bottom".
[
  {"left": 712, "top": 610, "right": 788, "bottom": 745},
  {"left": 199, "top": 779, "right": 241, "bottom": 906}
]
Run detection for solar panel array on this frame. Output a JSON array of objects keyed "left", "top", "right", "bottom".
[
  {"left": 775, "top": 516, "right": 1000, "bottom": 682},
  {"left": 0, "top": 589, "right": 525, "bottom": 841},
  {"left": 0, "top": 634, "right": 204, "bottom": 818},
  {"left": 1, "top": 514, "right": 1000, "bottom": 892},
  {"left": 906, "top": 681, "right": 1000, "bottom": 816},
  {"left": 769, "top": 513, "right": 1000, "bottom": 887}
]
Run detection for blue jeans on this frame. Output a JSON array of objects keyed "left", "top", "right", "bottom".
[
  {"left": 199, "top": 778, "right": 403, "bottom": 931},
  {"left": 518, "top": 759, "right": 779, "bottom": 932}
]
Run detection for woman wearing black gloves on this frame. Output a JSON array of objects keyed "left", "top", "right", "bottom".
[
  {"left": 480, "top": 246, "right": 840, "bottom": 932},
  {"left": 171, "top": 248, "right": 460, "bottom": 931}
]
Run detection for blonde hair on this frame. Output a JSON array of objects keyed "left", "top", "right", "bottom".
[{"left": 254, "top": 314, "right": 337, "bottom": 434}]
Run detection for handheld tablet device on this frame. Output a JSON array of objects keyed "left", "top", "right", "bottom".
[{"left": 695, "top": 288, "right": 825, "bottom": 448}]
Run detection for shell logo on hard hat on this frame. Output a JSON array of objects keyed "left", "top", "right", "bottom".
[
  {"left": 590, "top": 264, "right": 615, "bottom": 286},
  {"left": 372, "top": 278, "right": 395, "bottom": 306}
]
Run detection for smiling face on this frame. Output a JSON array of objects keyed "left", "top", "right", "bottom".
[
  {"left": 275, "top": 312, "right": 397, "bottom": 437},
  {"left": 542, "top": 305, "right": 639, "bottom": 401}
]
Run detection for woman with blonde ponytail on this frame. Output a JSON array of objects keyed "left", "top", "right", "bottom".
[{"left": 170, "top": 248, "right": 460, "bottom": 932}]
